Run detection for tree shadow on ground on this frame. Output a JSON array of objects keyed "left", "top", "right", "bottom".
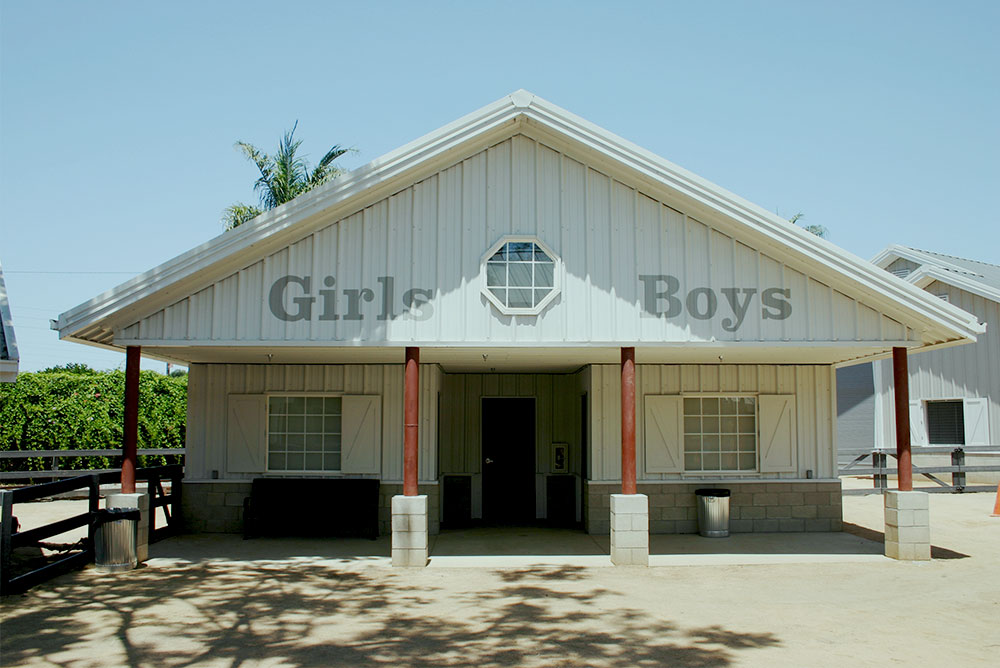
[{"left": 0, "top": 560, "right": 780, "bottom": 667}]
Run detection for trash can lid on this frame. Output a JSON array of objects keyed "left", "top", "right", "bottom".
[
  {"left": 695, "top": 488, "right": 731, "bottom": 497},
  {"left": 92, "top": 507, "right": 142, "bottom": 524}
]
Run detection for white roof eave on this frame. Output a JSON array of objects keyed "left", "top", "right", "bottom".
[{"left": 56, "top": 91, "right": 985, "bottom": 348}]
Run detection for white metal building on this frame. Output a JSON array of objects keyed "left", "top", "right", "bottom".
[
  {"left": 0, "top": 260, "right": 18, "bottom": 383},
  {"left": 54, "top": 92, "right": 984, "bottom": 541},
  {"left": 837, "top": 246, "right": 997, "bottom": 482}
]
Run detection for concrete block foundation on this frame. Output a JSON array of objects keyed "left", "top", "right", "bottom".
[
  {"left": 586, "top": 481, "right": 842, "bottom": 535},
  {"left": 610, "top": 494, "right": 649, "bottom": 566},
  {"left": 884, "top": 490, "right": 931, "bottom": 561},
  {"left": 391, "top": 495, "right": 429, "bottom": 567}
]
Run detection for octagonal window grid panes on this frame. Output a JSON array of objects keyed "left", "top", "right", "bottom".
[
  {"left": 267, "top": 396, "right": 342, "bottom": 472},
  {"left": 484, "top": 240, "right": 557, "bottom": 312},
  {"left": 682, "top": 396, "right": 757, "bottom": 473}
]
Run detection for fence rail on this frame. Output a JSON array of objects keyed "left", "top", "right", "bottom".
[
  {"left": 0, "top": 449, "right": 184, "bottom": 481},
  {"left": 839, "top": 446, "right": 1000, "bottom": 492},
  {"left": 0, "top": 464, "right": 184, "bottom": 595}
]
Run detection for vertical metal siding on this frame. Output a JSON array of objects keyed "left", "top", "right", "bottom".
[
  {"left": 875, "top": 282, "right": 998, "bottom": 447},
  {"left": 588, "top": 364, "right": 835, "bottom": 481},
  {"left": 186, "top": 363, "right": 438, "bottom": 482},
  {"left": 125, "top": 135, "right": 914, "bottom": 348}
]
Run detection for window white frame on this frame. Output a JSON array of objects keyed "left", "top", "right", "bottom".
[
  {"left": 265, "top": 393, "right": 344, "bottom": 473},
  {"left": 480, "top": 235, "right": 562, "bottom": 315},
  {"left": 681, "top": 393, "right": 759, "bottom": 474}
]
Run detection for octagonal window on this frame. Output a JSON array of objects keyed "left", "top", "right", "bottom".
[{"left": 482, "top": 237, "right": 560, "bottom": 314}]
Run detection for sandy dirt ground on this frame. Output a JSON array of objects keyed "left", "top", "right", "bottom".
[{"left": 1, "top": 486, "right": 998, "bottom": 667}]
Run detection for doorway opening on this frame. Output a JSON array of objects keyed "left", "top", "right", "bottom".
[{"left": 481, "top": 397, "right": 536, "bottom": 525}]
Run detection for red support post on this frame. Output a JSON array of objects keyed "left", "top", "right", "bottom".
[
  {"left": 892, "top": 347, "right": 913, "bottom": 492},
  {"left": 403, "top": 347, "right": 420, "bottom": 497},
  {"left": 621, "top": 347, "right": 637, "bottom": 495},
  {"left": 122, "top": 346, "right": 141, "bottom": 494}
]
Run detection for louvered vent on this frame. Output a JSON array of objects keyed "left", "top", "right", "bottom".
[{"left": 926, "top": 400, "right": 964, "bottom": 445}]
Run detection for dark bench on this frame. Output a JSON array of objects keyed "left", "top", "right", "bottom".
[{"left": 243, "top": 478, "right": 380, "bottom": 540}]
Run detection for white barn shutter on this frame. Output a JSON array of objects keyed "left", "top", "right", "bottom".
[
  {"left": 226, "top": 395, "right": 266, "bottom": 473},
  {"left": 342, "top": 395, "right": 382, "bottom": 474},
  {"left": 644, "top": 395, "right": 683, "bottom": 473},
  {"left": 759, "top": 395, "right": 797, "bottom": 473},
  {"left": 909, "top": 400, "right": 928, "bottom": 446},
  {"left": 963, "top": 398, "right": 990, "bottom": 446}
]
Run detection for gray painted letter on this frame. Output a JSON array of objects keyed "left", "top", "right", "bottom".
[
  {"left": 342, "top": 288, "right": 375, "bottom": 320},
  {"left": 761, "top": 288, "right": 792, "bottom": 320},
  {"left": 377, "top": 276, "right": 396, "bottom": 321},
  {"left": 403, "top": 288, "right": 434, "bottom": 321},
  {"left": 639, "top": 274, "right": 682, "bottom": 317},
  {"left": 319, "top": 276, "right": 338, "bottom": 321},
  {"left": 269, "top": 275, "right": 314, "bottom": 322},
  {"left": 686, "top": 287, "right": 717, "bottom": 320},
  {"left": 720, "top": 288, "right": 757, "bottom": 331}
]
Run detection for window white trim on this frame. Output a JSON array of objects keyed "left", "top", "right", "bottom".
[{"left": 480, "top": 235, "right": 562, "bottom": 315}]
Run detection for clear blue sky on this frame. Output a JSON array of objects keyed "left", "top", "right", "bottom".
[{"left": 2, "top": 0, "right": 997, "bottom": 372}]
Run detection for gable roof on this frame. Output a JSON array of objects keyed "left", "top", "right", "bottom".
[
  {"left": 0, "top": 259, "right": 19, "bottom": 381},
  {"left": 54, "top": 90, "right": 984, "bottom": 360},
  {"left": 873, "top": 245, "right": 1000, "bottom": 305}
]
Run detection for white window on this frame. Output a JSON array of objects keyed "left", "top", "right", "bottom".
[
  {"left": 683, "top": 396, "right": 757, "bottom": 472},
  {"left": 267, "top": 396, "right": 342, "bottom": 471},
  {"left": 482, "top": 237, "right": 560, "bottom": 315}
]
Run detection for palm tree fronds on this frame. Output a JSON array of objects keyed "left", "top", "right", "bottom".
[{"left": 222, "top": 203, "right": 263, "bottom": 230}]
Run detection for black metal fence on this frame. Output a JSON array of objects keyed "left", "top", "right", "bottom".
[{"left": 0, "top": 463, "right": 183, "bottom": 595}]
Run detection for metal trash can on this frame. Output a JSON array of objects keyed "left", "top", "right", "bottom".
[
  {"left": 695, "top": 488, "right": 731, "bottom": 537},
  {"left": 93, "top": 508, "right": 141, "bottom": 573}
]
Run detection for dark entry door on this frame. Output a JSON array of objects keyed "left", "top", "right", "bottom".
[{"left": 482, "top": 398, "right": 536, "bottom": 524}]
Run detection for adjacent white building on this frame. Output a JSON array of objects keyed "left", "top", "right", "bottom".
[
  {"left": 838, "top": 246, "right": 996, "bottom": 481},
  {"left": 54, "top": 92, "right": 984, "bottom": 541},
  {"left": 0, "top": 260, "right": 18, "bottom": 382}
]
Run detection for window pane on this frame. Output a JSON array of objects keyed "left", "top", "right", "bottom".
[
  {"left": 684, "top": 435, "right": 701, "bottom": 452},
  {"left": 739, "top": 398, "right": 755, "bottom": 415},
  {"left": 721, "top": 453, "right": 738, "bottom": 470},
  {"left": 305, "top": 433, "right": 324, "bottom": 450},
  {"left": 508, "top": 242, "right": 534, "bottom": 261},
  {"left": 682, "top": 395, "right": 758, "bottom": 473},
  {"left": 739, "top": 454, "right": 756, "bottom": 470},
  {"left": 720, "top": 434, "right": 738, "bottom": 451},
  {"left": 534, "top": 289, "right": 551, "bottom": 307},
  {"left": 508, "top": 262, "right": 532, "bottom": 288},
  {"left": 489, "top": 287, "right": 506, "bottom": 304},
  {"left": 509, "top": 289, "right": 532, "bottom": 308},
  {"left": 720, "top": 416, "right": 739, "bottom": 433},
  {"left": 720, "top": 398, "right": 738, "bottom": 415},
  {"left": 306, "top": 397, "right": 324, "bottom": 414},
  {"left": 702, "top": 416, "right": 719, "bottom": 433},
  {"left": 324, "top": 454, "right": 341, "bottom": 471},
  {"left": 535, "top": 262, "right": 554, "bottom": 287},
  {"left": 703, "top": 453, "right": 721, "bottom": 470},
  {"left": 286, "top": 434, "right": 305, "bottom": 451},
  {"left": 286, "top": 453, "right": 304, "bottom": 470},
  {"left": 490, "top": 247, "right": 506, "bottom": 261},
  {"left": 684, "top": 453, "right": 702, "bottom": 470},
  {"left": 487, "top": 262, "right": 506, "bottom": 286},
  {"left": 324, "top": 397, "right": 342, "bottom": 415},
  {"left": 703, "top": 434, "right": 720, "bottom": 452},
  {"left": 286, "top": 416, "right": 305, "bottom": 434},
  {"left": 684, "top": 416, "right": 701, "bottom": 433},
  {"left": 684, "top": 398, "right": 701, "bottom": 414},
  {"left": 268, "top": 453, "right": 286, "bottom": 470},
  {"left": 702, "top": 398, "right": 719, "bottom": 414},
  {"left": 305, "top": 453, "right": 323, "bottom": 470},
  {"left": 738, "top": 416, "right": 755, "bottom": 433},
  {"left": 268, "top": 397, "right": 286, "bottom": 414},
  {"left": 739, "top": 434, "right": 756, "bottom": 452},
  {"left": 268, "top": 416, "right": 286, "bottom": 433},
  {"left": 324, "top": 434, "right": 341, "bottom": 452},
  {"left": 533, "top": 245, "right": 551, "bottom": 261},
  {"left": 325, "top": 415, "right": 341, "bottom": 433},
  {"left": 268, "top": 434, "right": 284, "bottom": 452},
  {"left": 286, "top": 397, "right": 305, "bottom": 415},
  {"left": 306, "top": 416, "right": 324, "bottom": 433}
]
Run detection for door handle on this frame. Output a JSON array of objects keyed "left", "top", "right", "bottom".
[{"left": 485, "top": 458, "right": 494, "bottom": 464}]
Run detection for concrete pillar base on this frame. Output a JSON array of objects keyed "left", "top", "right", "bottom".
[
  {"left": 391, "top": 495, "right": 428, "bottom": 567},
  {"left": 610, "top": 493, "right": 648, "bottom": 566},
  {"left": 106, "top": 492, "right": 149, "bottom": 563},
  {"left": 884, "top": 490, "right": 930, "bottom": 561}
]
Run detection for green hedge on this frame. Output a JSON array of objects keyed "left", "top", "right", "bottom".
[{"left": 0, "top": 366, "right": 187, "bottom": 473}]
